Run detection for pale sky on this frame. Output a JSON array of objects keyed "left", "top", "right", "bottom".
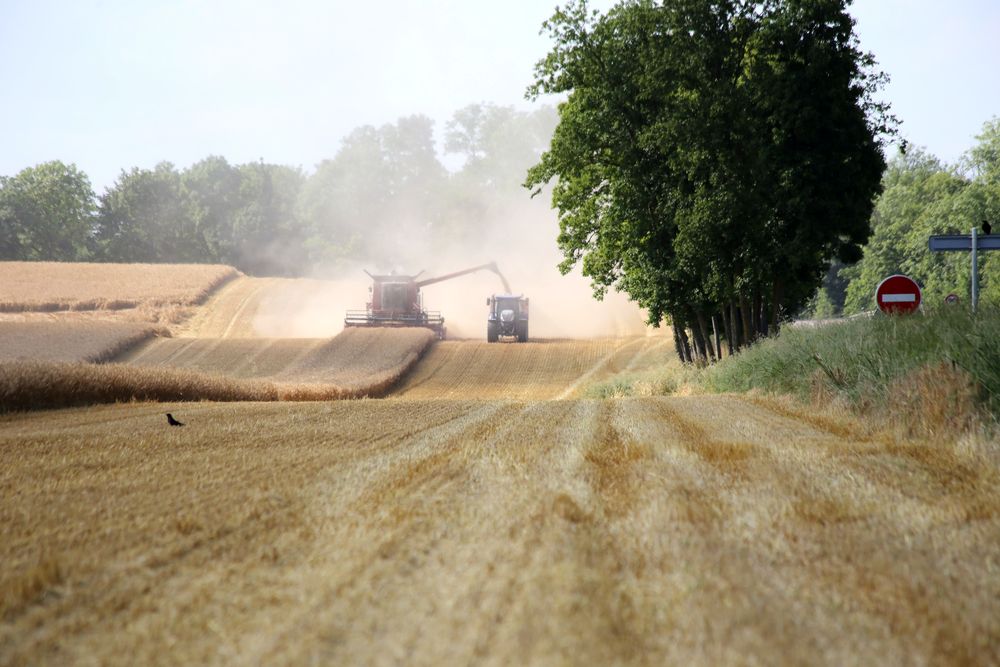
[{"left": 1, "top": 0, "right": 997, "bottom": 191}]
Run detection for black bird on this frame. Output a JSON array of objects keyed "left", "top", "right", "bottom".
[
  {"left": 166, "top": 413, "right": 185, "bottom": 427},
  {"left": 983, "top": 220, "right": 993, "bottom": 235}
]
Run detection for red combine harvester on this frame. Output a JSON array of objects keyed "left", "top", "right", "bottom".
[{"left": 344, "top": 262, "right": 510, "bottom": 339}]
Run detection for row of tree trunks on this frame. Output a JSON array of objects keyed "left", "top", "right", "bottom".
[{"left": 670, "top": 288, "right": 784, "bottom": 364}]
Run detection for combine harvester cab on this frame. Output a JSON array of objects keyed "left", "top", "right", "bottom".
[
  {"left": 345, "top": 262, "right": 509, "bottom": 339},
  {"left": 487, "top": 294, "right": 529, "bottom": 343},
  {"left": 344, "top": 271, "right": 445, "bottom": 336}
]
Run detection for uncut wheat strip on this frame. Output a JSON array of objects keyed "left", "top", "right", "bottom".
[
  {"left": 122, "top": 329, "right": 434, "bottom": 395},
  {"left": 280, "top": 328, "right": 435, "bottom": 382},
  {"left": 0, "top": 330, "right": 432, "bottom": 410},
  {"left": 0, "top": 321, "right": 166, "bottom": 364},
  {"left": 0, "top": 263, "right": 239, "bottom": 312},
  {"left": 0, "top": 361, "right": 278, "bottom": 412},
  {"left": 274, "top": 328, "right": 436, "bottom": 392}
]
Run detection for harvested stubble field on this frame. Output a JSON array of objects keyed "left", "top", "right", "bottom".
[
  {"left": 0, "top": 262, "right": 238, "bottom": 313},
  {"left": 1, "top": 394, "right": 998, "bottom": 665},
  {"left": 393, "top": 336, "right": 674, "bottom": 400},
  {"left": 122, "top": 326, "right": 437, "bottom": 392}
]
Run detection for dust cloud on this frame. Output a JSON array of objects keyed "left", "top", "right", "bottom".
[
  {"left": 248, "top": 106, "right": 652, "bottom": 341},
  {"left": 412, "top": 199, "right": 650, "bottom": 339},
  {"left": 251, "top": 276, "right": 369, "bottom": 338},
  {"left": 251, "top": 193, "right": 651, "bottom": 340}
]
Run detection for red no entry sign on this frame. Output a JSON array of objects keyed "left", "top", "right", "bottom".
[{"left": 876, "top": 274, "right": 921, "bottom": 315}]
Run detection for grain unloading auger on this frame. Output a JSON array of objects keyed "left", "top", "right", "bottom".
[{"left": 344, "top": 261, "right": 510, "bottom": 339}]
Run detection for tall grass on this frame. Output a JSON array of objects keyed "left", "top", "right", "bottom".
[{"left": 702, "top": 305, "right": 1000, "bottom": 433}]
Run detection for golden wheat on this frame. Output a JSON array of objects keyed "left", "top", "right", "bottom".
[
  {"left": 2, "top": 261, "right": 997, "bottom": 664},
  {"left": 176, "top": 275, "right": 351, "bottom": 338},
  {"left": 121, "top": 327, "right": 435, "bottom": 386},
  {"left": 0, "top": 329, "right": 437, "bottom": 411},
  {"left": 0, "top": 262, "right": 238, "bottom": 312},
  {"left": 0, "top": 321, "right": 166, "bottom": 363}
]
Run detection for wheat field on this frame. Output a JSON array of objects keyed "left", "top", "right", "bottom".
[
  {"left": 0, "top": 328, "right": 437, "bottom": 411},
  {"left": 122, "top": 327, "right": 436, "bottom": 389},
  {"left": 393, "top": 336, "right": 674, "bottom": 400},
  {"left": 0, "top": 262, "right": 238, "bottom": 312},
  {"left": 0, "top": 270, "right": 436, "bottom": 409},
  {"left": 3, "top": 265, "right": 999, "bottom": 665},
  {"left": 2, "top": 395, "right": 997, "bottom": 665},
  {"left": 0, "top": 321, "right": 164, "bottom": 363}
]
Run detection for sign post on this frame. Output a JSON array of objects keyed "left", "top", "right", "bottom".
[
  {"left": 928, "top": 227, "right": 1000, "bottom": 313},
  {"left": 875, "top": 274, "right": 922, "bottom": 315}
]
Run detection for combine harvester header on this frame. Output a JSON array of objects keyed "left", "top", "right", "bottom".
[{"left": 345, "top": 261, "right": 510, "bottom": 339}]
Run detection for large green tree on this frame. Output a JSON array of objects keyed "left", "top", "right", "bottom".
[
  {"left": 0, "top": 161, "right": 95, "bottom": 261},
  {"left": 526, "top": 0, "right": 894, "bottom": 362},
  {"left": 95, "top": 162, "right": 195, "bottom": 263}
]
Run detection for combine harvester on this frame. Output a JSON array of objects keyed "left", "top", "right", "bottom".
[{"left": 345, "top": 262, "right": 512, "bottom": 339}]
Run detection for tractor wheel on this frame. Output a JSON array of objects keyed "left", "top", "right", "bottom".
[
  {"left": 487, "top": 321, "right": 499, "bottom": 343},
  {"left": 516, "top": 321, "right": 528, "bottom": 343}
]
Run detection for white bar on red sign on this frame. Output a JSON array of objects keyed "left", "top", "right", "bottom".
[{"left": 882, "top": 294, "right": 916, "bottom": 303}]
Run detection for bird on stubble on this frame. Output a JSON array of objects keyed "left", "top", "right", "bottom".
[{"left": 166, "top": 413, "right": 185, "bottom": 427}]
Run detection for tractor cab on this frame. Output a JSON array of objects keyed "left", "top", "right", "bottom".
[{"left": 487, "top": 294, "right": 529, "bottom": 343}]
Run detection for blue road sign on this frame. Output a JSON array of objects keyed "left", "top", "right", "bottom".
[{"left": 928, "top": 234, "right": 1000, "bottom": 251}]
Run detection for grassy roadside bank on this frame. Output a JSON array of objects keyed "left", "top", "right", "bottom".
[{"left": 701, "top": 306, "right": 1000, "bottom": 437}]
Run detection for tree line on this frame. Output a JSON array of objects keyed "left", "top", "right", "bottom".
[{"left": 0, "top": 104, "right": 556, "bottom": 276}]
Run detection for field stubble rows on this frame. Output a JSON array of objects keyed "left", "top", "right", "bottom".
[{"left": 1, "top": 394, "right": 998, "bottom": 665}]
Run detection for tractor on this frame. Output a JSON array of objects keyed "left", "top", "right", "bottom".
[
  {"left": 487, "top": 294, "right": 529, "bottom": 343},
  {"left": 345, "top": 262, "right": 509, "bottom": 339}
]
